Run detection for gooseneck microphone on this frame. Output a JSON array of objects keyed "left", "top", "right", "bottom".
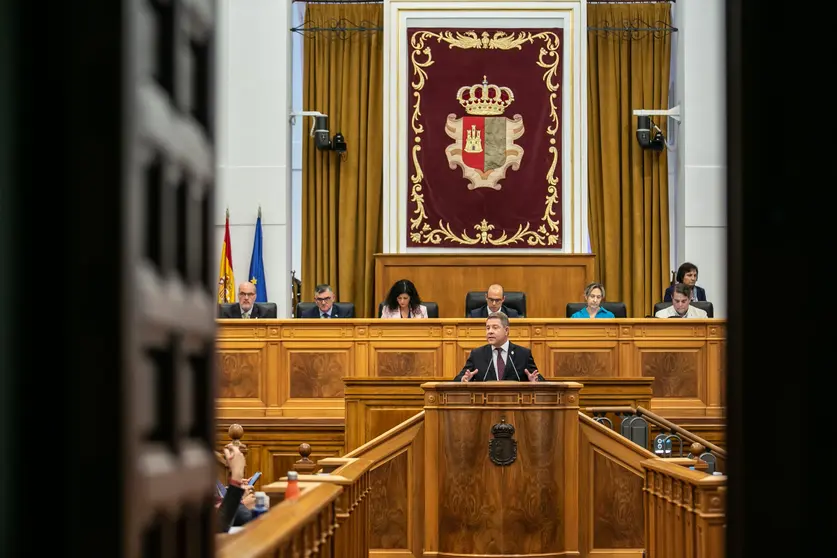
[
  {"left": 509, "top": 349, "right": 522, "bottom": 381},
  {"left": 482, "top": 351, "right": 495, "bottom": 382}
]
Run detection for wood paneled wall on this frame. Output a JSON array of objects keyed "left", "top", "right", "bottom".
[
  {"left": 215, "top": 418, "right": 345, "bottom": 490},
  {"left": 216, "top": 318, "right": 726, "bottom": 422},
  {"left": 374, "top": 253, "right": 596, "bottom": 318}
]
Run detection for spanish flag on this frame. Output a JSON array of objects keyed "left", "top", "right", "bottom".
[{"left": 218, "top": 208, "right": 236, "bottom": 303}]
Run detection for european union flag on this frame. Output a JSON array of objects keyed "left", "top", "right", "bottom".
[{"left": 248, "top": 208, "right": 268, "bottom": 302}]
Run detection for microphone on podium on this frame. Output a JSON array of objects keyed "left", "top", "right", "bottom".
[
  {"left": 482, "top": 354, "right": 495, "bottom": 382},
  {"left": 509, "top": 350, "right": 522, "bottom": 381}
]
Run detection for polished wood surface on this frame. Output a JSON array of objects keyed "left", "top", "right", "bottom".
[
  {"left": 578, "top": 413, "right": 656, "bottom": 557},
  {"left": 216, "top": 481, "right": 341, "bottom": 558},
  {"left": 343, "top": 376, "right": 653, "bottom": 453},
  {"left": 423, "top": 382, "right": 582, "bottom": 557},
  {"left": 344, "top": 412, "right": 426, "bottom": 558},
  {"left": 216, "top": 318, "right": 726, "bottom": 424},
  {"left": 264, "top": 458, "right": 373, "bottom": 558},
  {"left": 374, "top": 253, "right": 595, "bottom": 318},
  {"left": 642, "top": 459, "right": 726, "bottom": 558}
]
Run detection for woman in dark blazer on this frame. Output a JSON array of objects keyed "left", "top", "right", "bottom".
[{"left": 664, "top": 262, "right": 707, "bottom": 302}]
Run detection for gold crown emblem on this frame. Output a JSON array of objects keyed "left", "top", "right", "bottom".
[{"left": 456, "top": 76, "right": 514, "bottom": 116}]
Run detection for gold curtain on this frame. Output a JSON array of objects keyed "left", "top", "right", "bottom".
[
  {"left": 587, "top": 3, "right": 672, "bottom": 317},
  {"left": 302, "top": 3, "right": 383, "bottom": 317}
]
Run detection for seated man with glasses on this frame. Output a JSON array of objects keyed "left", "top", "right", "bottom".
[
  {"left": 299, "top": 284, "right": 353, "bottom": 318},
  {"left": 219, "top": 282, "right": 277, "bottom": 318},
  {"left": 469, "top": 284, "right": 520, "bottom": 318}
]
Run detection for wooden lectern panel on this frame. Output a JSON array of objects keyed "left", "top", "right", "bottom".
[
  {"left": 423, "top": 382, "right": 581, "bottom": 557},
  {"left": 343, "top": 377, "right": 653, "bottom": 453}
]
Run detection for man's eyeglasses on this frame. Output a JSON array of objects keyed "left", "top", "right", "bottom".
[
  {"left": 239, "top": 292, "right": 256, "bottom": 298},
  {"left": 315, "top": 296, "right": 333, "bottom": 303},
  {"left": 487, "top": 297, "right": 504, "bottom": 303}
]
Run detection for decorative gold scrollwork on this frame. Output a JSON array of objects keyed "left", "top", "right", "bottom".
[{"left": 409, "top": 30, "right": 562, "bottom": 246}]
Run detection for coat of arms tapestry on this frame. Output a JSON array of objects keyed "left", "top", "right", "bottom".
[{"left": 406, "top": 28, "right": 564, "bottom": 249}]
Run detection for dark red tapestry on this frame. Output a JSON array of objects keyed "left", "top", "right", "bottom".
[{"left": 406, "top": 28, "right": 564, "bottom": 249}]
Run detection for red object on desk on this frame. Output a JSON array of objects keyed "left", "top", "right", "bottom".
[{"left": 285, "top": 471, "right": 300, "bottom": 500}]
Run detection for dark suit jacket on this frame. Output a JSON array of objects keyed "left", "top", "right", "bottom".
[
  {"left": 217, "top": 484, "right": 245, "bottom": 533},
  {"left": 299, "top": 305, "right": 350, "bottom": 319},
  {"left": 218, "top": 303, "right": 277, "bottom": 319},
  {"left": 663, "top": 285, "right": 707, "bottom": 302},
  {"left": 469, "top": 304, "right": 520, "bottom": 318},
  {"left": 453, "top": 342, "right": 545, "bottom": 382}
]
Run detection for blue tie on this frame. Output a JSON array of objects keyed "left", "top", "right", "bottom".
[{"left": 322, "top": 312, "right": 330, "bottom": 318}]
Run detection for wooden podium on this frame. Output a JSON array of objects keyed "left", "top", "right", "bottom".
[{"left": 422, "top": 381, "right": 582, "bottom": 558}]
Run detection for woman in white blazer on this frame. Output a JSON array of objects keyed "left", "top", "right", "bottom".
[{"left": 380, "top": 279, "right": 428, "bottom": 319}]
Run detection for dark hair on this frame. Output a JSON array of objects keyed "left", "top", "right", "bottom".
[
  {"left": 675, "top": 262, "right": 698, "bottom": 283},
  {"left": 384, "top": 279, "right": 422, "bottom": 311},
  {"left": 673, "top": 283, "right": 693, "bottom": 298},
  {"left": 314, "top": 284, "right": 333, "bottom": 295}
]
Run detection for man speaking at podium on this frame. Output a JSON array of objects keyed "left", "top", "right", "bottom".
[{"left": 454, "top": 312, "right": 545, "bottom": 383}]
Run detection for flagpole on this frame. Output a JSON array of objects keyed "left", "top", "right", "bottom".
[{"left": 258, "top": 205, "right": 262, "bottom": 219}]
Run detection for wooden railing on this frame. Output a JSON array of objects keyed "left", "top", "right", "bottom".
[
  {"left": 265, "top": 458, "right": 374, "bottom": 558},
  {"left": 216, "top": 399, "right": 725, "bottom": 558},
  {"left": 642, "top": 458, "right": 726, "bottom": 558},
  {"left": 216, "top": 482, "right": 341, "bottom": 558},
  {"left": 343, "top": 411, "right": 425, "bottom": 558},
  {"left": 586, "top": 405, "right": 726, "bottom": 472}
]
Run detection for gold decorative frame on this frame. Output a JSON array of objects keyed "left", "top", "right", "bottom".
[{"left": 408, "top": 30, "right": 562, "bottom": 247}]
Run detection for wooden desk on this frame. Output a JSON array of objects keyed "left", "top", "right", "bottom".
[
  {"left": 217, "top": 318, "right": 725, "bottom": 422},
  {"left": 374, "top": 253, "right": 596, "bottom": 318}
]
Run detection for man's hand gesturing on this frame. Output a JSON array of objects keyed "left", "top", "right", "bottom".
[{"left": 461, "top": 369, "right": 479, "bottom": 382}]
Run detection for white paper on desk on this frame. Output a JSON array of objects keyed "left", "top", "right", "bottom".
[{"left": 228, "top": 526, "right": 245, "bottom": 534}]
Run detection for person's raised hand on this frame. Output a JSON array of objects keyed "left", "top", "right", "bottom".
[
  {"left": 224, "top": 444, "right": 247, "bottom": 482},
  {"left": 462, "top": 369, "right": 479, "bottom": 382},
  {"left": 524, "top": 368, "right": 540, "bottom": 383}
]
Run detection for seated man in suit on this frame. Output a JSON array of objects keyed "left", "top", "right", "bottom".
[
  {"left": 218, "top": 282, "right": 276, "bottom": 318},
  {"left": 454, "top": 312, "right": 545, "bottom": 382},
  {"left": 655, "top": 284, "right": 709, "bottom": 319},
  {"left": 469, "top": 284, "right": 520, "bottom": 318},
  {"left": 299, "top": 284, "right": 350, "bottom": 318}
]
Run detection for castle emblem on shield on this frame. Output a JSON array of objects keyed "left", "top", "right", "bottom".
[{"left": 445, "top": 76, "right": 524, "bottom": 191}]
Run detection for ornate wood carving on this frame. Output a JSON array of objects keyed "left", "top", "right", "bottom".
[
  {"left": 368, "top": 452, "right": 410, "bottom": 548},
  {"left": 217, "top": 350, "right": 260, "bottom": 398},
  {"left": 216, "top": 319, "right": 726, "bottom": 423},
  {"left": 289, "top": 351, "right": 347, "bottom": 398},
  {"left": 641, "top": 351, "right": 699, "bottom": 398},
  {"left": 552, "top": 349, "right": 614, "bottom": 377},
  {"left": 593, "top": 451, "right": 645, "bottom": 548},
  {"left": 377, "top": 350, "right": 436, "bottom": 377}
]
